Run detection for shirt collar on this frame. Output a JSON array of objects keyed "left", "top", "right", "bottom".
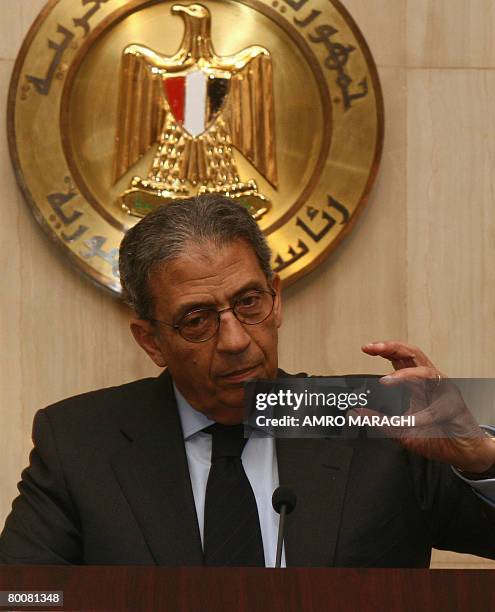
[
  {"left": 173, "top": 382, "right": 215, "bottom": 440},
  {"left": 173, "top": 382, "right": 264, "bottom": 440}
]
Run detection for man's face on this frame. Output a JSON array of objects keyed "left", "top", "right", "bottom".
[{"left": 130, "top": 239, "right": 282, "bottom": 424}]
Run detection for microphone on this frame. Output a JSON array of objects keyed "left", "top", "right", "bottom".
[{"left": 272, "top": 486, "right": 297, "bottom": 568}]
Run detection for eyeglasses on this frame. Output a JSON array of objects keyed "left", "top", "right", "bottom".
[{"left": 149, "top": 289, "right": 276, "bottom": 343}]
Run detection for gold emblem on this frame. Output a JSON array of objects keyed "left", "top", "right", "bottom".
[
  {"left": 116, "top": 4, "right": 276, "bottom": 220},
  {"left": 8, "top": 0, "right": 383, "bottom": 295}
]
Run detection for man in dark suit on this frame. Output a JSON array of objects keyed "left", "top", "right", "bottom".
[{"left": 1, "top": 194, "right": 495, "bottom": 566}]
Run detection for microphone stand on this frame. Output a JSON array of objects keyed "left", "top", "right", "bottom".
[{"left": 275, "top": 503, "right": 287, "bottom": 568}]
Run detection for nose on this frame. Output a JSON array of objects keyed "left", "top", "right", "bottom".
[{"left": 215, "top": 310, "right": 252, "bottom": 354}]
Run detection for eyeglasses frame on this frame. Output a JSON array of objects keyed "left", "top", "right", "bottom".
[{"left": 148, "top": 288, "right": 277, "bottom": 343}]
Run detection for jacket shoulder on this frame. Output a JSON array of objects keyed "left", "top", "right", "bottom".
[
  {"left": 45, "top": 376, "right": 156, "bottom": 411},
  {"left": 39, "top": 373, "right": 172, "bottom": 436}
]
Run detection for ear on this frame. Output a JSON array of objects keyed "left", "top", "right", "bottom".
[
  {"left": 130, "top": 318, "right": 167, "bottom": 368},
  {"left": 271, "top": 274, "right": 282, "bottom": 328}
]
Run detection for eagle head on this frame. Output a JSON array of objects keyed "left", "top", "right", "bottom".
[{"left": 171, "top": 3, "right": 210, "bottom": 21}]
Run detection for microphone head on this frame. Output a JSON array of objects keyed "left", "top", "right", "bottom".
[{"left": 272, "top": 486, "right": 297, "bottom": 514}]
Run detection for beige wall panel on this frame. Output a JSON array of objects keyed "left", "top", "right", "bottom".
[
  {"left": 279, "top": 67, "right": 407, "bottom": 376},
  {"left": 406, "top": 69, "right": 495, "bottom": 377},
  {"left": 0, "top": 0, "right": 47, "bottom": 60},
  {"left": 0, "top": 58, "right": 25, "bottom": 533},
  {"left": 407, "top": 0, "right": 495, "bottom": 67},
  {"left": 431, "top": 549, "right": 495, "bottom": 569},
  {"left": 407, "top": 68, "right": 495, "bottom": 568},
  {"left": 0, "top": 4, "right": 23, "bottom": 60},
  {"left": 342, "top": 0, "right": 406, "bottom": 66}
]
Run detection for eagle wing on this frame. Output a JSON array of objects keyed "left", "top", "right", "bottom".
[
  {"left": 113, "top": 45, "right": 166, "bottom": 184},
  {"left": 226, "top": 53, "right": 277, "bottom": 188}
]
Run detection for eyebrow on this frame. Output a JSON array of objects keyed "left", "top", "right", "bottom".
[{"left": 172, "top": 280, "right": 269, "bottom": 322}]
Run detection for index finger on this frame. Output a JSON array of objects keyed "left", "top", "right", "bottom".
[{"left": 361, "top": 341, "right": 434, "bottom": 367}]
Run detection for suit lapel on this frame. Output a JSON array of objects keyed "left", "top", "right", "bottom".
[
  {"left": 276, "top": 437, "right": 353, "bottom": 566},
  {"left": 110, "top": 370, "right": 203, "bottom": 565}
]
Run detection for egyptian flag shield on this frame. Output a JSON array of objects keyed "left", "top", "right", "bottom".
[{"left": 164, "top": 71, "right": 230, "bottom": 137}]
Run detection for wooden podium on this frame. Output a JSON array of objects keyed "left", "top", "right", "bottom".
[{"left": 0, "top": 567, "right": 493, "bottom": 611}]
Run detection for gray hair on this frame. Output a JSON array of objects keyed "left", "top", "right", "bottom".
[{"left": 119, "top": 194, "right": 273, "bottom": 319}]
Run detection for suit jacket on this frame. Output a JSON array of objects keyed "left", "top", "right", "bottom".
[{"left": 1, "top": 370, "right": 495, "bottom": 566}]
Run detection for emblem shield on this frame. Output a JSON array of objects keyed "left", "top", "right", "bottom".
[{"left": 164, "top": 71, "right": 230, "bottom": 137}]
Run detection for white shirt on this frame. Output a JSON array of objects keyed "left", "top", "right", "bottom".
[{"left": 174, "top": 384, "right": 286, "bottom": 567}]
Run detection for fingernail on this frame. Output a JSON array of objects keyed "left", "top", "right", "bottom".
[{"left": 380, "top": 375, "right": 395, "bottom": 384}]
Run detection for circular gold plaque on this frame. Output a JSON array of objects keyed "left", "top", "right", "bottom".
[{"left": 8, "top": 0, "right": 383, "bottom": 295}]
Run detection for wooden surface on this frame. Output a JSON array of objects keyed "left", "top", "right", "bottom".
[
  {"left": 0, "top": 567, "right": 494, "bottom": 611},
  {"left": 1, "top": 0, "right": 495, "bottom": 569}
]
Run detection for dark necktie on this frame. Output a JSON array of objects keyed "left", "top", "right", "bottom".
[{"left": 203, "top": 423, "right": 265, "bottom": 566}]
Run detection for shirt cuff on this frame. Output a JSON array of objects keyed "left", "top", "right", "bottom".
[{"left": 451, "top": 425, "right": 495, "bottom": 508}]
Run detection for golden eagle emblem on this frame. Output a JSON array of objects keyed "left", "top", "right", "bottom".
[{"left": 113, "top": 3, "right": 277, "bottom": 219}]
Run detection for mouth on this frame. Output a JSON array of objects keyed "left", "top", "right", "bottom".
[{"left": 217, "top": 364, "right": 262, "bottom": 385}]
